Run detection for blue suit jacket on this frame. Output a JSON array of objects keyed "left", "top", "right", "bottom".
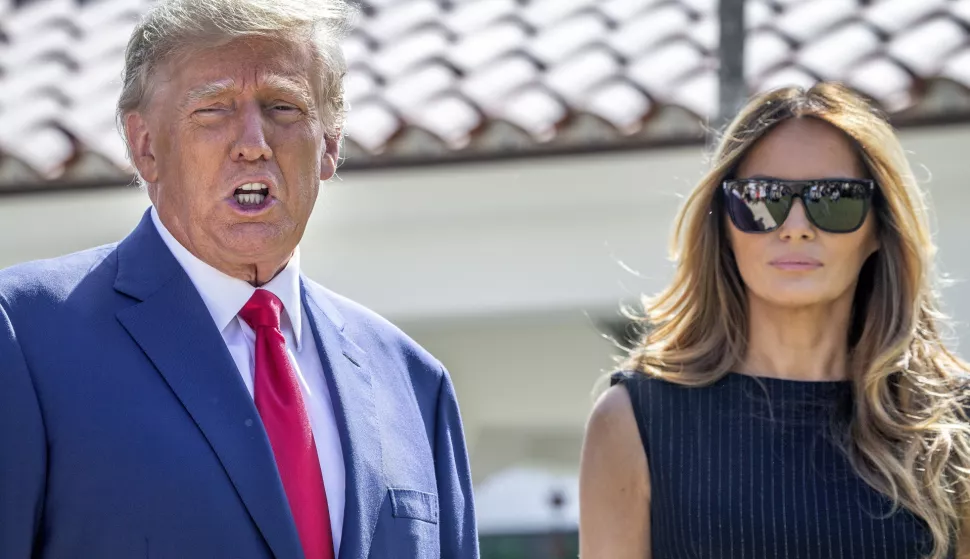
[{"left": 0, "top": 210, "right": 479, "bottom": 559}]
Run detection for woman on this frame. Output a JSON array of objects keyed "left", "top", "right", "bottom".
[{"left": 579, "top": 82, "right": 970, "bottom": 559}]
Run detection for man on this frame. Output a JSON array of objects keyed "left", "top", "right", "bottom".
[{"left": 0, "top": 0, "right": 479, "bottom": 557}]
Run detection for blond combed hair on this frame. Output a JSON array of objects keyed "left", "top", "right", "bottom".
[
  {"left": 117, "top": 0, "right": 357, "bottom": 144},
  {"left": 622, "top": 82, "right": 970, "bottom": 558}
]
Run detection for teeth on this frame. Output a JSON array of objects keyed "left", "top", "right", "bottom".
[
  {"left": 235, "top": 193, "right": 266, "bottom": 205},
  {"left": 239, "top": 183, "right": 266, "bottom": 191}
]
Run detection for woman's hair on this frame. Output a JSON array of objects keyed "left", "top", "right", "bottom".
[
  {"left": 117, "top": 0, "right": 356, "bottom": 145},
  {"left": 621, "top": 82, "right": 970, "bottom": 558}
]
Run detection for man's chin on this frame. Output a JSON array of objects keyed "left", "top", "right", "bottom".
[{"left": 220, "top": 227, "right": 290, "bottom": 258}]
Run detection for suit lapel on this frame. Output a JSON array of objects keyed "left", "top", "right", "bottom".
[
  {"left": 114, "top": 210, "right": 303, "bottom": 559},
  {"left": 302, "top": 283, "right": 385, "bottom": 559}
]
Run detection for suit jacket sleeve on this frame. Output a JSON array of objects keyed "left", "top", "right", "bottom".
[
  {"left": 0, "top": 294, "right": 47, "bottom": 558},
  {"left": 433, "top": 364, "right": 480, "bottom": 559}
]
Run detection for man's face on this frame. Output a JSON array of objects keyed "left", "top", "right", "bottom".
[{"left": 126, "top": 36, "right": 339, "bottom": 284}]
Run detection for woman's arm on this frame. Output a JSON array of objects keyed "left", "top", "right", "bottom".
[{"left": 579, "top": 385, "right": 651, "bottom": 559}]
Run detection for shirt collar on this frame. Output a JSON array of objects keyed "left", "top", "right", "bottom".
[{"left": 150, "top": 207, "right": 304, "bottom": 349}]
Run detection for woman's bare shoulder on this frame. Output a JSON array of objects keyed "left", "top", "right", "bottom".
[
  {"left": 580, "top": 386, "right": 652, "bottom": 558},
  {"left": 583, "top": 385, "right": 649, "bottom": 489}
]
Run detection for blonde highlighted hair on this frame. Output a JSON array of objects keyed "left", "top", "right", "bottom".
[{"left": 622, "top": 82, "right": 970, "bottom": 558}]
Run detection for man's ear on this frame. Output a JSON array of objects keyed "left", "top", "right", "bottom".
[
  {"left": 125, "top": 112, "right": 159, "bottom": 183},
  {"left": 319, "top": 132, "right": 341, "bottom": 181}
]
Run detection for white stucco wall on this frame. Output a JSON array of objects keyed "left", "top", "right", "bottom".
[{"left": 2, "top": 125, "right": 968, "bottom": 479}]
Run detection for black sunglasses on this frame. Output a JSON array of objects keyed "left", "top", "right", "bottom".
[{"left": 722, "top": 178, "right": 875, "bottom": 234}]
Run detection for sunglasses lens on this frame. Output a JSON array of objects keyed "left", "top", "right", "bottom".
[
  {"left": 724, "top": 180, "right": 871, "bottom": 233},
  {"left": 724, "top": 187, "right": 791, "bottom": 232},
  {"left": 805, "top": 185, "right": 868, "bottom": 232}
]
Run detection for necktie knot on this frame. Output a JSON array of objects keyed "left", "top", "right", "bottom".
[{"left": 239, "top": 289, "right": 283, "bottom": 331}]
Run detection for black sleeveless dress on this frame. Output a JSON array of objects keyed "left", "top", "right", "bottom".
[{"left": 611, "top": 371, "right": 944, "bottom": 559}]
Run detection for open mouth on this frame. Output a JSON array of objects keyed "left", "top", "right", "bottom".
[{"left": 233, "top": 183, "right": 270, "bottom": 206}]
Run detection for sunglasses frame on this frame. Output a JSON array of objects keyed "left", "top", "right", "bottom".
[{"left": 721, "top": 178, "right": 876, "bottom": 234}]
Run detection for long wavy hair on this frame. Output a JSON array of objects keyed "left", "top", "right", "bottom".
[{"left": 621, "top": 82, "right": 970, "bottom": 558}]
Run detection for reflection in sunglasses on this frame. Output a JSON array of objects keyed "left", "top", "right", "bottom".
[{"left": 722, "top": 178, "right": 874, "bottom": 234}]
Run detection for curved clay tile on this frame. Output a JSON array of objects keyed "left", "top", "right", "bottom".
[
  {"left": 495, "top": 85, "right": 567, "bottom": 143},
  {"left": 405, "top": 94, "right": 483, "bottom": 150},
  {"left": 888, "top": 16, "right": 967, "bottom": 77},
  {"left": 847, "top": 56, "right": 915, "bottom": 114},
  {"left": 796, "top": 22, "right": 881, "bottom": 81},
  {"left": 449, "top": 20, "right": 529, "bottom": 73},
  {"left": 773, "top": 0, "right": 857, "bottom": 44},
  {"left": 445, "top": 0, "right": 517, "bottom": 36},
  {"left": 343, "top": 101, "right": 403, "bottom": 154},
  {"left": 383, "top": 63, "right": 458, "bottom": 113},
  {"left": 583, "top": 79, "right": 653, "bottom": 134},
  {"left": 460, "top": 55, "right": 540, "bottom": 113},
  {"left": 543, "top": 47, "right": 621, "bottom": 106},
  {"left": 607, "top": 4, "right": 692, "bottom": 60},
  {"left": 527, "top": 12, "right": 609, "bottom": 67}
]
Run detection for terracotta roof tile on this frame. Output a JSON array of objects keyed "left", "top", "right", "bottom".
[
  {"left": 342, "top": 32, "right": 372, "bottom": 68},
  {"left": 383, "top": 62, "right": 456, "bottom": 112},
  {"left": 773, "top": 0, "right": 856, "bottom": 43},
  {"left": 4, "top": 61, "right": 69, "bottom": 99},
  {"left": 449, "top": 20, "right": 528, "bottom": 72},
  {"left": 544, "top": 47, "right": 621, "bottom": 105},
  {"left": 342, "top": 101, "right": 400, "bottom": 154},
  {"left": 599, "top": 0, "right": 664, "bottom": 23},
  {"left": 498, "top": 85, "right": 567, "bottom": 141},
  {"left": 407, "top": 93, "right": 482, "bottom": 149},
  {"left": 445, "top": 0, "right": 517, "bottom": 36},
  {"left": 943, "top": 46, "right": 970, "bottom": 88},
  {"left": 863, "top": 0, "right": 949, "bottom": 34},
  {"left": 745, "top": 30, "right": 793, "bottom": 79},
  {"left": 745, "top": 1, "right": 777, "bottom": 29},
  {"left": 3, "top": 0, "right": 77, "bottom": 39},
  {"left": 672, "top": 69, "right": 719, "bottom": 119},
  {"left": 796, "top": 22, "right": 881, "bottom": 80},
  {"left": 952, "top": 0, "right": 970, "bottom": 26},
  {"left": 74, "top": 0, "right": 143, "bottom": 31},
  {"left": 366, "top": 0, "right": 440, "bottom": 43},
  {"left": 344, "top": 68, "right": 380, "bottom": 104},
  {"left": 887, "top": 16, "right": 967, "bottom": 76},
  {"left": 369, "top": 27, "right": 450, "bottom": 78},
  {"left": 847, "top": 56, "right": 914, "bottom": 112},
  {"left": 10, "top": 126, "right": 74, "bottom": 176},
  {"left": 758, "top": 65, "right": 819, "bottom": 91},
  {"left": 584, "top": 79, "right": 652, "bottom": 133},
  {"left": 460, "top": 55, "right": 539, "bottom": 112},
  {"left": 0, "top": 94, "right": 64, "bottom": 139},
  {"left": 3, "top": 0, "right": 970, "bottom": 189},
  {"left": 519, "top": 0, "right": 594, "bottom": 29},
  {"left": 687, "top": 16, "right": 719, "bottom": 53},
  {"left": 2, "top": 25, "right": 74, "bottom": 68},
  {"left": 681, "top": 0, "right": 718, "bottom": 15},
  {"left": 528, "top": 12, "right": 609, "bottom": 66},
  {"left": 627, "top": 40, "right": 706, "bottom": 98},
  {"left": 607, "top": 4, "right": 692, "bottom": 59}
]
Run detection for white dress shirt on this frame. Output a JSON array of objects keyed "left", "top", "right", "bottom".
[{"left": 151, "top": 208, "right": 345, "bottom": 553}]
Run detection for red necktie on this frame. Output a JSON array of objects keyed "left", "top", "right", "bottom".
[{"left": 239, "top": 289, "right": 335, "bottom": 559}]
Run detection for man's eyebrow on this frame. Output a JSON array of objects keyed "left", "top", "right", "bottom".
[
  {"left": 180, "top": 76, "right": 314, "bottom": 108},
  {"left": 260, "top": 75, "right": 314, "bottom": 105},
  {"left": 182, "top": 79, "right": 238, "bottom": 107}
]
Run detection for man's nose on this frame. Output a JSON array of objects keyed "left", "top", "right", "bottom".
[{"left": 230, "top": 103, "right": 273, "bottom": 162}]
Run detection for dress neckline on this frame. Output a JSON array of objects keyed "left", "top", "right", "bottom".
[{"left": 726, "top": 371, "right": 851, "bottom": 385}]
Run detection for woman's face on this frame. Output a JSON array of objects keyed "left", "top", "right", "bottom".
[{"left": 727, "top": 118, "right": 881, "bottom": 309}]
